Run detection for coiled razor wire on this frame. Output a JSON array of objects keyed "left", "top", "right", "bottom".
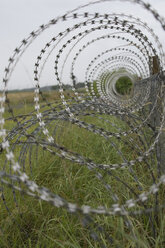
[{"left": 1, "top": 0, "right": 165, "bottom": 247}]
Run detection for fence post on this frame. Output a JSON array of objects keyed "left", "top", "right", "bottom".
[{"left": 150, "top": 56, "right": 165, "bottom": 174}]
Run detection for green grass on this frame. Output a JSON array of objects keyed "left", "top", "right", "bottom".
[
  {"left": 0, "top": 92, "right": 164, "bottom": 248},
  {"left": 115, "top": 76, "right": 133, "bottom": 95}
]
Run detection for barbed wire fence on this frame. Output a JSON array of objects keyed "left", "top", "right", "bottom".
[{"left": 0, "top": 0, "right": 165, "bottom": 247}]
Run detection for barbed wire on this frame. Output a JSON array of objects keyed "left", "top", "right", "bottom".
[{"left": 1, "top": 0, "right": 165, "bottom": 247}]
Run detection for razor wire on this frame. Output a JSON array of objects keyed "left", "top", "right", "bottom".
[{"left": 0, "top": 0, "right": 165, "bottom": 247}]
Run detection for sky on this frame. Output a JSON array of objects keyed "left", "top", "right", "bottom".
[{"left": 0, "top": 0, "right": 165, "bottom": 90}]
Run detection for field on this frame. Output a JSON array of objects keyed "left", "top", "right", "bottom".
[{"left": 0, "top": 90, "right": 164, "bottom": 248}]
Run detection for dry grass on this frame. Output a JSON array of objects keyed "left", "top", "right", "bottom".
[{"left": 6, "top": 90, "right": 76, "bottom": 104}]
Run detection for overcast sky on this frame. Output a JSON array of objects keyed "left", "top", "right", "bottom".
[{"left": 0, "top": 0, "right": 165, "bottom": 90}]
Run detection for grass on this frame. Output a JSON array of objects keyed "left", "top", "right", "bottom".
[
  {"left": 0, "top": 90, "right": 164, "bottom": 248},
  {"left": 115, "top": 76, "right": 133, "bottom": 95}
]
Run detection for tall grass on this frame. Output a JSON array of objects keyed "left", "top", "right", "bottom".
[{"left": 0, "top": 91, "right": 164, "bottom": 248}]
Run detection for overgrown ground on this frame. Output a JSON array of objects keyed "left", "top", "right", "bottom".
[{"left": 0, "top": 90, "right": 164, "bottom": 248}]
